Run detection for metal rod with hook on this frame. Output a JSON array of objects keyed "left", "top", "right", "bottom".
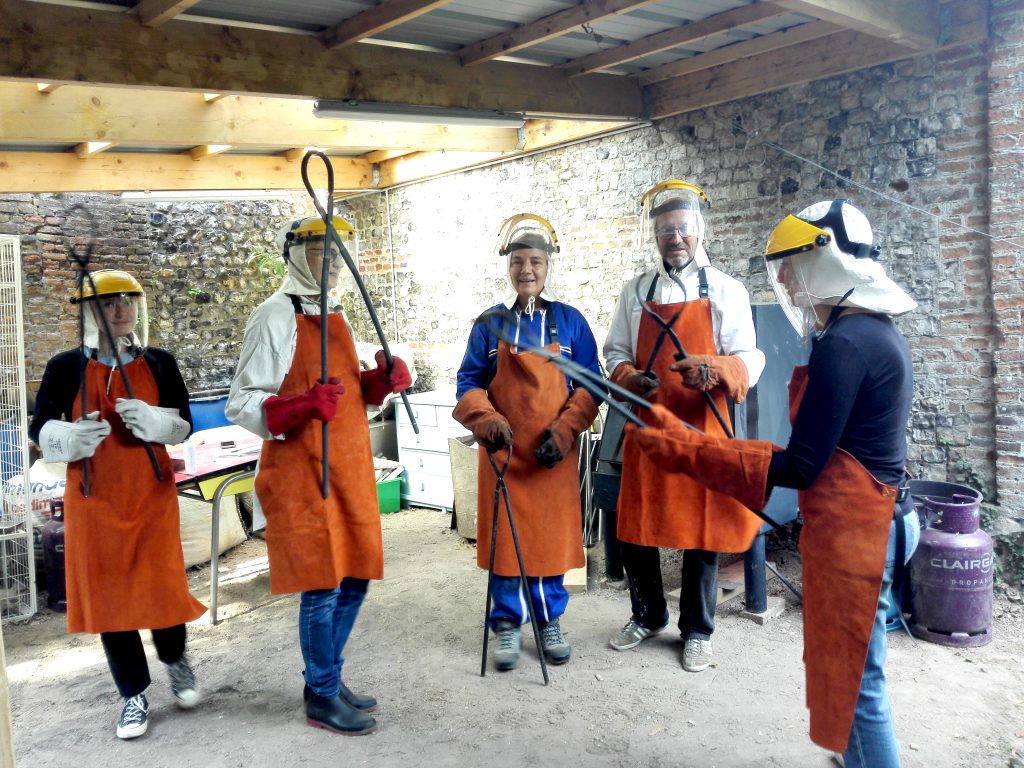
[{"left": 300, "top": 152, "right": 420, "bottom": 449}]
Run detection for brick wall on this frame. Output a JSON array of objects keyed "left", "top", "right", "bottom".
[{"left": 988, "top": 0, "right": 1024, "bottom": 518}]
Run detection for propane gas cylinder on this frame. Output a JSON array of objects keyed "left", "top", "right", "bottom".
[{"left": 908, "top": 480, "right": 992, "bottom": 647}]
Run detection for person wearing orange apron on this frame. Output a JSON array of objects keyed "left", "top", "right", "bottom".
[
  {"left": 453, "top": 214, "right": 599, "bottom": 672},
  {"left": 30, "top": 269, "right": 205, "bottom": 740},
  {"left": 226, "top": 216, "right": 411, "bottom": 736},
  {"left": 632, "top": 200, "right": 920, "bottom": 767},
  {"left": 604, "top": 181, "right": 765, "bottom": 672}
]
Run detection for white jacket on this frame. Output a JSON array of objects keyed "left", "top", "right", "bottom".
[{"left": 603, "top": 259, "right": 766, "bottom": 386}]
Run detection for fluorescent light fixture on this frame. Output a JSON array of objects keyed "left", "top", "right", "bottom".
[
  {"left": 314, "top": 99, "right": 525, "bottom": 128},
  {"left": 120, "top": 189, "right": 296, "bottom": 202}
]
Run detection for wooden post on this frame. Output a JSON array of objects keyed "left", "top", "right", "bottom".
[{"left": 0, "top": 622, "right": 16, "bottom": 767}]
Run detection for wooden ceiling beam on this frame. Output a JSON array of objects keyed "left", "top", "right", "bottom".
[
  {"left": 649, "top": 2, "right": 987, "bottom": 120},
  {"left": 772, "top": 0, "right": 939, "bottom": 50},
  {"left": 0, "top": 83, "right": 524, "bottom": 153},
  {"left": 133, "top": 0, "right": 202, "bottom": 28},
  {"left": 459, "top": 0, "right": 659, "bottom": 67},
  {"left": 376, "top": 117, "right": 636, "bottom": 186},
  {"left": 638, "top": 20, "right": 841, "bottom": 85},
  {"left": 0, "top": 152, "right": 374, "bottom": 194},
  {"left": 563, "top": 2, "right": 788, "bottom": 77},
  {"left": 364, "top": 149, "right": 415, "bottom": 163},
  {"left": 0, "top": 0, "right": 642, "bottom": 119},
  {"left": 320, "top": 0, "right": 451, "bottom": 50}
]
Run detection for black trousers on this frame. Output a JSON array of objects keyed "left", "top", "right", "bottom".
[
  {"left": 100, "top": 624, "right": 186, "bottom": 699},
  {"left": 620, "top": 542, "right": 719, "bottom": 640}
]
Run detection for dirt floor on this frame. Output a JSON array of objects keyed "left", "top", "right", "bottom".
[{"left": 5, "top": 507, "right": 1024, "bottom": 768}]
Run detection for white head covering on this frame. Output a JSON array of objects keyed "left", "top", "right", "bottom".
[
  {"left": 766, "top": 200, "right": 916, "bottom": 337},
  {"left": 274, "top": 219, "right": 323, "bottom": 297}
]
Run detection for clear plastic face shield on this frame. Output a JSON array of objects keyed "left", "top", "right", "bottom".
[
  {"left": 277, "top": 215, "right": 358, "bottom": 300},
  {"left": 497, "top": 214, "right": 559, "bottom": 316},
  {"left": 82, "top": 293, "right": 148, "bottom": 355},
  {"left": 764, "top": 200, "right": 916, "bottom": 339},
  {"left": 639, "top": 180, "right": 711, "bottom": 270}
]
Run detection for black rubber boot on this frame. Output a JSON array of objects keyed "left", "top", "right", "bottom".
[
  {"left": 305, "top": 692, "right": 378, "bottom": 736},
  {"left": 339, "top": 681, "right": 378, "bottom": 712},
  {"left": 303, "top": 682, "right": 378, "bottom": 712}
]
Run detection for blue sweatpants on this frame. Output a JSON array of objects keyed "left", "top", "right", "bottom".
[{"left": 488, "top": 574, "right": 568, "bottom": 630}]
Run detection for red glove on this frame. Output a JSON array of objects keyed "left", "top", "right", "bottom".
[
  {"left": 360, "top": 351, "right": 413, "bottom": 406},
  {"left": 263, "top": 379, "right": 345, "bottom": 435}
]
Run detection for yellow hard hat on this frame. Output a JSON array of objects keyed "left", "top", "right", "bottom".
[
  {"left": 71, "top": 269, "right": 144, "bottom": 303},
  {"left": 764, "top": 215, "right": 831, "bottom": 262},
  {"left": 285, "top": 215, "right": 355, "bottom": 246}
]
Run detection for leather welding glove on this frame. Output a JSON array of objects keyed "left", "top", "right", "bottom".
[
  {"left": 115, "top": 399, "right": 192, "bottom": 444},
  {"left": 609, "top": 362, "right": 659, "bottom": 399},
  {"left": 360, "top": 350, "right": 413, "bottom": 407},
  {"left": 38, "top": 412, "right": 111, "bottom": 463},
  {"left": 452, "top": 388, "right": 513, "bottom": 453},
  {"left": 535, "top": 388, "right": 599, "bottom": 469},
  {"left": 630, "top": 404, "right": 778, "bottom": 511},
  {"left": 262, "top": 378, "right": 345, "bottom": 436},
  {"left": 669, "top": 355, "right": 750, "bottom": 403}
]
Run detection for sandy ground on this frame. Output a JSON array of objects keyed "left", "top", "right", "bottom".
[{"left": 5, "top": 507, "right": 1024, "bottom": 768}]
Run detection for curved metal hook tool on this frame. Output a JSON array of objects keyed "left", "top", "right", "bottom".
[{"left": 300, "top": 152, "right": 420, "bottom": 447}]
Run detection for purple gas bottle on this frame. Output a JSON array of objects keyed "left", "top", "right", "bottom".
[{"left": 908, "top": 480, "right": 992, "bottom": 647}]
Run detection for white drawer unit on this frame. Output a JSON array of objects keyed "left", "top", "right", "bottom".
[{"left": 395, "top": 389, "right": 470, "bottom": 510}]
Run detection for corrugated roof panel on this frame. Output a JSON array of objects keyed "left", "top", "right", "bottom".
[{"left": 189, "top": 0, "right": 367, "bottom": 32}]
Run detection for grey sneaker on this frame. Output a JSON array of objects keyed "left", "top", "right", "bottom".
[
  {"left": 539, "top": 618, "right": 571, "bottom": 664},
  {"left": 166, "top": 654, "right": 201, "bottom": 708},
  {"left": 609, "top": 618, "right": 665, "bottom": 651},
  {"left": 682, "top": 637, "right": 713, "bottom": 672},
  {"left": 493, "top": 620, "right": 521, "bottom": 671},
  {"left": 116, "top": 693, "right": 149, "bottom": 739}
]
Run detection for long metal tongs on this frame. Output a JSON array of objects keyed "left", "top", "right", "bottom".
[
  {"left": 480, "top": 446, "right": 549, "bottom": 685},
  {"left": 66, "top": 204, "right": 164, "bottom": 487},
  {"left": 634, "top": 276, "right": 733, "bottom": 439},
  {"left": 299, "top": 151, "right": 420, "bottom": 498}
]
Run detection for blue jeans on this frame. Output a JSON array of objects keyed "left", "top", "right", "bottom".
[
  {"left": 489, "top": 574, "right": 568, "bottom": 630},
  {"left": 844, "top": 507, "right": 920, "bottom": 768},
  {"left": 299, "top": 577, "right": 368, "bottom": 698}
]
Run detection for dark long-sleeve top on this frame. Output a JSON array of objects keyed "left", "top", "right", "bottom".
[
  {"left": 455, "top": 300, "right": 602, "bottom": 399},
  {"left": 767, "top": 313, "right": 913, "bottom": 490},
  {"left": 29, "top": 347, "right": 193, "bottom": 443}
]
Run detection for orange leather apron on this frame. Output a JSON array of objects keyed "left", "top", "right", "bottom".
[
  {"left": 255, "top": 312, "right": 384, "bottom": 594},
  {"left": 617, "top": 295, "right": 762, "bottom": 551},
  {"left": 789, "top": 365, "right": 898, "bottom": 752},
  {"left": 64, "top": 357, "right": 206, "bottom": 634},
  {"left": 475, "top": 341, "right": 584, "bottom": 577}
]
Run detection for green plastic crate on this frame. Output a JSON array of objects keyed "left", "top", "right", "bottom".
[{"left": 376, "top": 476, "right": 402, "bottom": 514}]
